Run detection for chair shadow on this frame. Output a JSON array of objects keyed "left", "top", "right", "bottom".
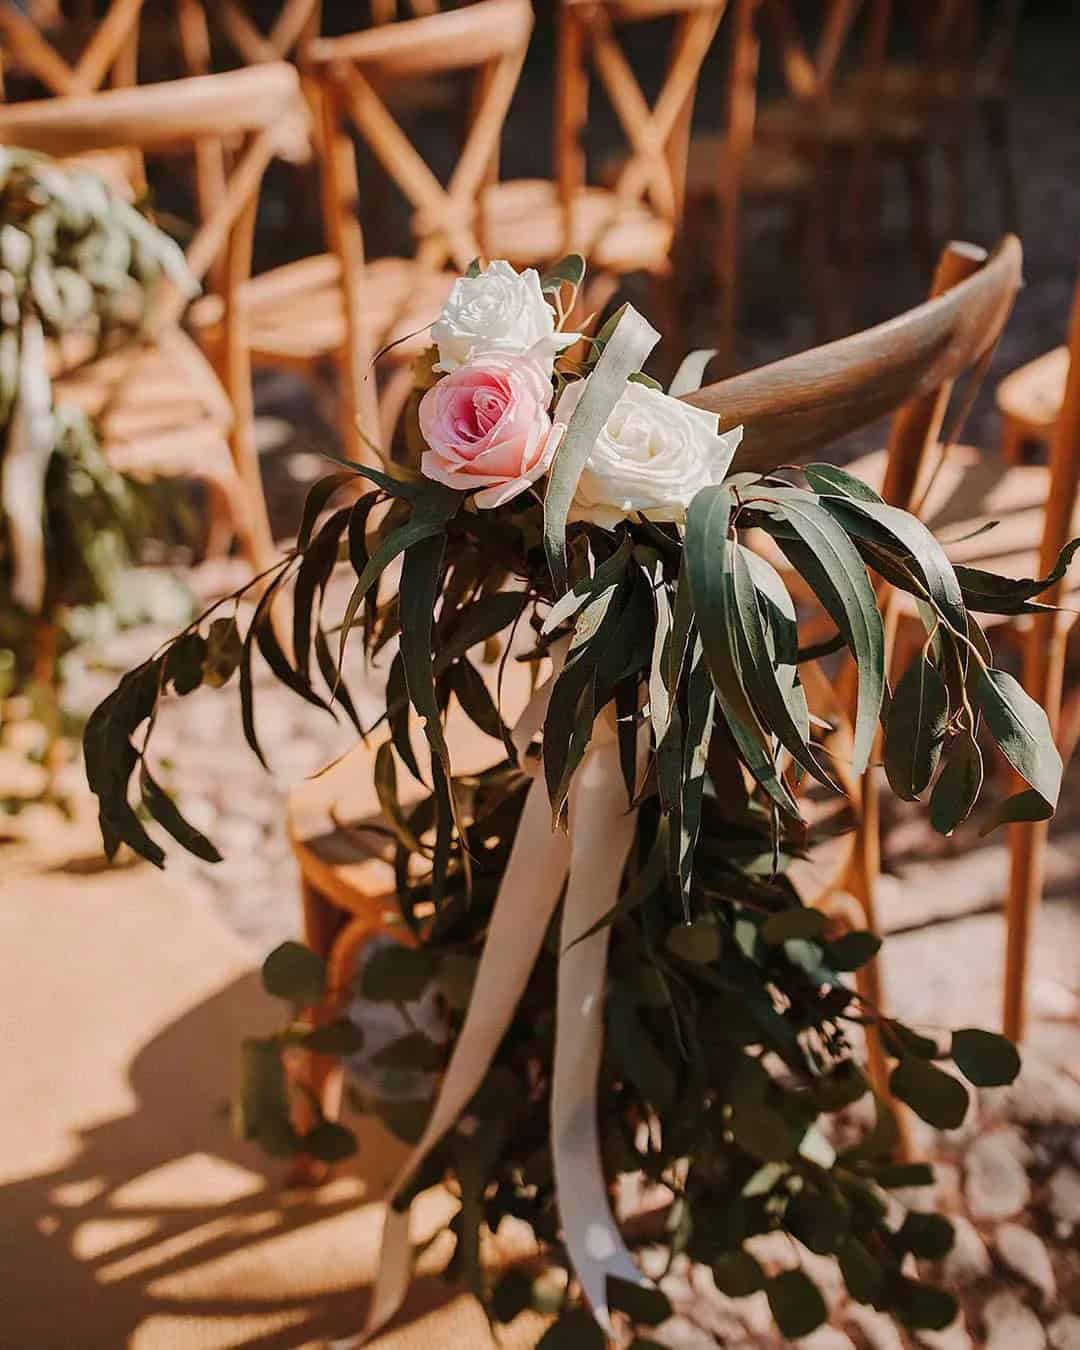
[{"left": 0, "top": 971, "right": 463, "bottom": 1349}]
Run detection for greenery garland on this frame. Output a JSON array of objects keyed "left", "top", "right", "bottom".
[
  {"left": 0, "top": 149, "right": 191, "bottom": 787},
  {"left": 84, "top": 257, "right": 1073, "bottom": 1345}
]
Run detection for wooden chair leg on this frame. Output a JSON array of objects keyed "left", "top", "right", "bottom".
[
  {"left": 1003, "top": 619, "right": 1068, "bottom": 1041},
  {"left": 1000, "top": 415, "right": 1026, "bottom": 465},
  {"left": 845, "top": 766, "right": 914, "bottom": 1158}
]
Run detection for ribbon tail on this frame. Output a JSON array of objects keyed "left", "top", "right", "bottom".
[
  {"left": 3, "top": 317, "right": 54, "bottom": 613},
  {"left": 553, "top": 735, "right": 651, "bottom": 1336},
  {"left": 362, "top": 767, "right": 571, "bottom": 1342}
]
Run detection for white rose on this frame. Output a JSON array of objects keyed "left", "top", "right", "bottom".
[
  {"left": 431, "top": 259, "right": 578, "bottom": 376},
  {"left": 557, "top": 377, "right": 743, "bottom": 529}
]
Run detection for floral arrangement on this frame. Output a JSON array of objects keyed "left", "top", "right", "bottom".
[
  {"left": 86, "top": 257, "right": 1075, "bottom": 1345},
  {"left": 1, "top": 149, "right": 191, "bottom": 799}
]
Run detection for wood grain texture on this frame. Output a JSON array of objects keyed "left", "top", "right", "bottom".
[{"left": 685, "top": 235, "right": 1022, "bottom": 475}]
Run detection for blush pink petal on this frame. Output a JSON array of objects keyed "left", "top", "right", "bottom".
[{"left": 419, "top": 353, "right": 557, "bottom": 509}]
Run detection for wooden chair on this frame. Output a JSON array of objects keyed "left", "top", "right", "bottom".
[
  {"left": 185, "top": 0, "right": 534, "bottom": 462},
  {"left": 739, "top": 241, "right": 1079, "bottom": 1049},
  {"left": 997, "top": 344, "right": 1070, "bottom": 466},
  {"left": 0, "top": 0, "right": 143, "bottom": 98},
  {"left": 0, "top": 64, "right": 303, "bottom": 575},
  {"left": 481, "top": 0, "right": 725, "bottom": 345},
  {"left": 286, "top": 238, "right": 1022, "bottom": 1165},
  {"left": 682, "top": 0, "right": 860, "bottom": 368}
]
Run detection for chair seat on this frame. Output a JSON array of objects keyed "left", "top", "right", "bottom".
[
  {"left": 750, "top": 446, "right": 1080, "bottom": 627},
  {"left": 682, "top": 134, "right": 813, "bottom": 202},
  {"left": 480, "top": 179, "right": 673, "bottom": 276},
  {"left": 190, "top": 255, "right": 457, "bottom": 367},
  {"left": 995, "top": 345, "right": 1069, "bottom": 439},
  {"left": 53, "top": 329, "right": 234, "bottom": 484},
  {"left": 755, "top": 88, "right": 927, "bottom": 151}
]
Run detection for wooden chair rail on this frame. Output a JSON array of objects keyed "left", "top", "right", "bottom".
[
  {"left": 0, "top": 63, "right": 300, "bottom": 155},
  {"left": 688, "top": 235, "right": 1022, "bottom": 476},
  {"left": 303, "top": 0, "right": 533, "bottom": 79},
  {"left": 0, "top": 0, "right": 143, "bottom": 96}
]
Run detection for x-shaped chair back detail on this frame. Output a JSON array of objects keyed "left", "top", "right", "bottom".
[
  {"left": 0, "top": 64, "right": 301, "bottom": 327},
  {"left": 760, "top": 0, "right": 862, "bottom": 103},
  {"left": 559, "top": 0, "right": 726, "bottom": 228},
  {"left": 305, "top": 0, "right": 534, "bottom": 274},
  {"left": 0, "top": 0, "right": 144, "bottom": 97}
]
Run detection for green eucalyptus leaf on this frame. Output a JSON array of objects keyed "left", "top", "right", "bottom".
[
  {"left": 825, "top": 930, "right": 881, "bottom": 971},
  {"left": 686, "top": 485, "right": 799, "bottom": 816},
  {"left": 802, "top": 463, "right": 884, "bottom": 504},
  {"left": 974, "top": 667, "right": 1062, "bottom": 830},
  {"left": 838, "top": 1236, "right": 883, "bottom": 1303},
  {"left": 84, "top": 660, "right": 166, "bottom": 867},
  {"left": 929, "top": 730, "right": 983, "bottom": 834},
  {"left": 541, "top": 252, "right": 586, "bottom": 294},
  {"left": 139, "top": 763, "right": 222, "bottom": 863},
  {"left": 954, "top": 537, "right": 1080, "bottom": 614},
  {"left": 361, "top": 943, "right": 434, "bottom": 1002},
  {"left": 762, "top": 907, "right": 827, "bottom": 943},
  {"left": 950, "top": 1027, "right": 1021, "bottom": 1087},
  {"left": 889, "top": 1276, "right": 957, "bottom": 1331},
  {"left": 895, "top": 1211, "right": 955, "bottom": 1260},
  {"left": 889, "top": 1057, "right": 969, "bottom": 1130},
  {"left": 262, "top": 941, "right": 326, "bottom": 1005},
  {"left": 884, "top": 654, "right": 949, "bottom": 800},
  {"left": 763, "top": 494, "right": 885, "bottom": 776},
  {"left": 606, "top": 1275, "right": 671, "bottom": 1327},
  {"left": 766, "top": 1269, "right": 827, "bottom": 1339},
  {"left": 712, "top": 1250, "right": 765, "bottom": 1297}
]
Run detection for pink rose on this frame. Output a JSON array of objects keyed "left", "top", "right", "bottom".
[{"left": 418, "top": 355, "right": 561, "bottom": 509}]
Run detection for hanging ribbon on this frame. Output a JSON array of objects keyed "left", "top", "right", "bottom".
[
  {"left": 358, "top": 683, "right": 655, "bottom": 1343},
  {"left": 2, "top": 316, "right": 55, "bottom": 613}
]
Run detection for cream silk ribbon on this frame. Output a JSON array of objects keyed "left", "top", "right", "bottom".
[
  {"left": 358, "top": 677, "right": 654, "bottom": 1343},
  {"left": 2, "top": 316, "right": 55, "bottom": 613}
]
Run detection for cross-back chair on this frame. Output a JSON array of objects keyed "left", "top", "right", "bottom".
[
  {"left": 175, "top": 0, "right": 322, "bottom": 212},
  {"left": 0, "top": 0, "right": 147, "bottom": 190},
  {"left": 0, "top": 0, "right": 143, "bottom": 99},
  {"left": 186, "top": 0, "right": 535, "bottom": 462},
  {"left": 0, "top": 63, "right": 303, "bottom": 577},
  {"left": 481, "top": 0, "right": 725, "bottom": 343},
  {"left": 722, "top": 234, "right": 1078, "bottom": 1053},
  {"left": 284, "top": 238, "right": 1024, "bottom": 1173}
]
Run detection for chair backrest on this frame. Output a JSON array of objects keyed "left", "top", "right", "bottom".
[
  {"left": 557, "top": 0, "right": 727, "bottom": 225},
  {"left": 760, "top": 0, "right": 862, "bottom": 103},
  {"left": 686, "top": 234, "right": 1023, "bottom": 479},
  {"left": 304, "top": 0, "right": 534, "bottom": 273},
  {"left": 179, "top": 0, "right": 322, "bottom": 70},
  {"left": 0, "top": 63, "right": 302, "bottom": 327},
  {"left": 0, "top": 0, "right": 144, "bottom": 97}
]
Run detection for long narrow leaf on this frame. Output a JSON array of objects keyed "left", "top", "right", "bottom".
[{"left": 762, "top": 493, "right": 885, "bottom": 777}]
